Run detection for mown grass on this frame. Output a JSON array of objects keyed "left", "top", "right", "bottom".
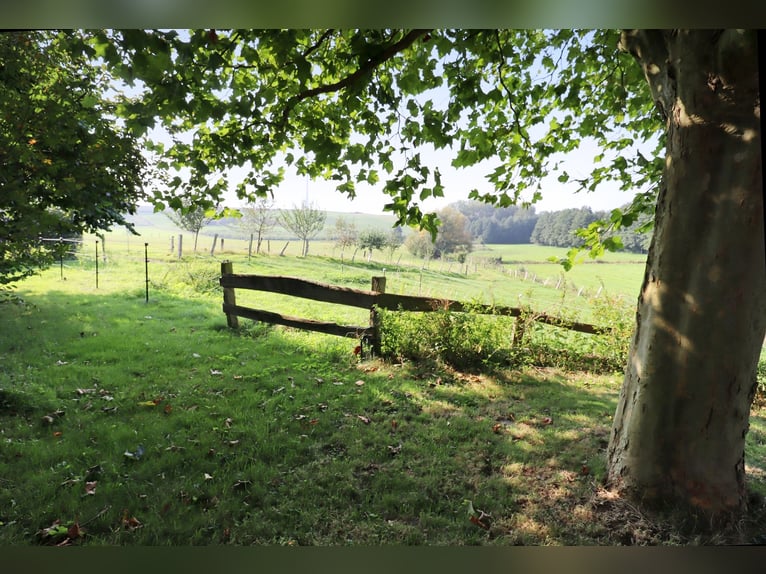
[{"left": 2, "top": 245, "right": 766, "bottom": 546}]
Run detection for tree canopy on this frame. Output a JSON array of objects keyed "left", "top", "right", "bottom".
[
  {"left": 0, "top": 30, "right": 145, "bottom": 285},
  {"left": 77, "top": 29, "right": 662, "bottom": 241}
]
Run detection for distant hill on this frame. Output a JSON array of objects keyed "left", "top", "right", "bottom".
[{"left": 124, "top": 204, "right": 402, "bottom": 241}]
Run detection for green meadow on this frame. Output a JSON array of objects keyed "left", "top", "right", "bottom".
[{"left": 2, "top": 223, "right": 766, "bottom": 546}]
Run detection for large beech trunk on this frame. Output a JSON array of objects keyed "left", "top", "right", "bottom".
[{"left": 607, "top": 30, "right": 765, "bottom": 520}]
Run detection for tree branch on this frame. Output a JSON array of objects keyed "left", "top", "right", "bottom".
[
  {"left": 303, "top": 29, "right": 335, "bottom": 59},
  {"left": 278, "top": 29, "right": 431, "bottom": 131}
]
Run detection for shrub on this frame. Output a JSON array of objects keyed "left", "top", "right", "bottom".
[{"left": 378, "top": 294, "right": 633, "bottom": 374}]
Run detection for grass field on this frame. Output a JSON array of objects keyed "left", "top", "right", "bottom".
[{"left": 2, "top": 228, "right": 766, "bottom": 546}]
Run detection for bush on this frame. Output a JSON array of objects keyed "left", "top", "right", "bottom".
[
  {"left": 378, "top": 294, "right": 633, "bottom": 374},
  {"left": 378, "top": 304, "right": 514, "bottom": 371}
]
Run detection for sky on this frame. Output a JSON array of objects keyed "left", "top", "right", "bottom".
[
  {"left": 229, "top": 138, "right": 641, "bottom": 216},
  {"left": 135, "top": 30, "right": 656, "bottom": 218}
]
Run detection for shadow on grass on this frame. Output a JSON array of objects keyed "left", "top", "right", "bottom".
[{"left": 2, "top": 287, "right": 766, "bottom": 545}]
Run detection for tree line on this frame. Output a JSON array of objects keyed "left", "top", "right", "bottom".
[{"left": 451, "top": 200, "right": 652, "bottom": 253}]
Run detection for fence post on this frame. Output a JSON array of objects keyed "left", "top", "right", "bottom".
[
  {"left": 221, "top": 261, "right": 239, "bottom": 329},
  {"left": 178, "top": 234, "right": 183, "bottom": 259},
  {"left": 370, "top": 276, "right": 386, "bottom": 357},
  {"left": 210, "top": 234, "right": 219, "bottom": 256},
  {"left": 144, "top": 243, "right": 150, "bottom": 303},
  {"left": 95, "top": 240, "right": 99, "bottom": 289}
]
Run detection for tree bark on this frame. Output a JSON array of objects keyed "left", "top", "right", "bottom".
[{"left": 607, "top": 30, "right": 765, "bottom": 522}]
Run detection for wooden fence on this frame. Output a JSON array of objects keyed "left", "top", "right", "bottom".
[{"left": 219, "top": 261, "right": 608, "bottom": 355}]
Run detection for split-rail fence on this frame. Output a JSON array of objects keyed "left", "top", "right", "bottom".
[{"left": 219, "top": 261, "right": 608, "bottom": 356}]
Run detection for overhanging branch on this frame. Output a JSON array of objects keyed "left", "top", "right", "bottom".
[{"left": 278, "top": 29, "right": 431, "bottom": 131}]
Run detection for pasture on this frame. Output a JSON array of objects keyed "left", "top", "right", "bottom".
[{"left": 2, "top": 226, "right": 766, "bottom": 546}]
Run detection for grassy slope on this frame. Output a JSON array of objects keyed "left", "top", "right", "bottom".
[{"left": 2, "top": 240, "right": 765, "bottom": 546}]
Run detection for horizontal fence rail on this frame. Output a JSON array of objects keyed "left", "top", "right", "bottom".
[{"left": 219, "top": 261, "right": 609, "bottom": 356}]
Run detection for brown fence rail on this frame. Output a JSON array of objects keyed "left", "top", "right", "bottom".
[{"left": 219, "top": 261, "right": 608, "bottom": 355}]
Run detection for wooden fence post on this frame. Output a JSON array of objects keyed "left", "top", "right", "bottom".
[
  {"left": 370, "top": 276, "right": 387, "bottom": 356},
  {"left": 178, "top": 234, "right": 183, "bottom": 259},
  {"left": 221, "top": 261, "right": 239, "bottom": 329},
  {"left": 210, "top": 234, "right": 219, "bottom": 256}
]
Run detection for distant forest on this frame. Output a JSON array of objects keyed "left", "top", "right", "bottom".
[{"left": 450, "top": 200, "right": 652, "bottom": 254}]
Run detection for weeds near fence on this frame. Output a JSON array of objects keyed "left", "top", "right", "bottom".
[{"left": 378, "top": 293, "right": 633, "bottom": 374}]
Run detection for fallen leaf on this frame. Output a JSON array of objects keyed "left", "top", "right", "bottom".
[
  {"left": 355, "top": 380, "right": 365, "bottom": 386},
  {"left": 53, "top": 431, "right": 63, "bottom": 437},
  {"left": 357, "top": 415, "right": 371, "bottom": 424},
  {"left": 541, "top": 416, "right": 553, "bottom": 425},
  {"left": 315, "top": 377, "right": 324, "bottom": 385},
  {"left": 580, "top": 465, "right": 591, "bottom": 476},
  {"left": 55, "top": 360, "right": 68, "bottom": 366},
  {"left": 233, "top": 375, "right": 243, "bottom": 380},
  {"left": 204, "top": 473, "right": 214, "bottom": 481},
  {"left": 192, "top": 353, "right": 201, "bottom": 358},
  {"left": 391, "top": 420, "right": 398, "bottom": 431},
  {"left": 84, "top": 481, "right": 97, "bottom": 496},
  {"left": 121, "top": 510, "right": 142, "bottom": 530},
  {"left": 67, "top": 521, "right": 84, "bottom": 540},
  {"left": 469, "top": 514, "right": 491, "bottom": 530},
  {"left": 492, "top": 423, "right": 504, "bottom": 434},
  {"left": 224, "top": 417, "right": 233, "bottom": 428},
  {"left": 163, "top": 403, "right": 173, "bottom": 414},
  {"left": 75, "top": 388, "right": 96, "bottom": 395},
  {"left": 387, "top": 443, "right": 402, "bottom": 456},
  {"left": 137, "top": 401, "right": 157, "bottom": 407},
  {"left": 227, "top": 440, "right": 240, "bottom": 447}
]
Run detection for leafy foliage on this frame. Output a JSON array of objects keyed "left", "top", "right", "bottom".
[
  {"left": 278, "top": 201, "right": 327, "bottom": 257},
  {"left": 238, "top": 198, "right": 277, "bottom": 255},
  {"left": 379, "top": 293, "right": 632, "bottom": 373},
  {"left": 165, "top": 200, "right": 219, "bottom": 252},
  {"left": 0, "top": 31, "right": 146, "bottom": 285},
  {"left": 452, "top": 200, "right": 538, "bottom": 244},
  {"left": 77, "top": 29, "right": 662, "bottom": 243},
  {"left": 357, "top": 229, "right": 388, "bottom": 262}
]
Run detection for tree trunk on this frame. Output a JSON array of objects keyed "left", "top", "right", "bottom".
[{"left": 607, "top": 30, "right": 765, "bottom": 523}]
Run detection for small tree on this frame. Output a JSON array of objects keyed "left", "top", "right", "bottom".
[
  {"left": 434, "top": 207, "right": 473, "bottom": 259},
  {"left": 333, "top": 216, "right": 358, "bottom": 258},
  {"left": 239, "top": 198, "right": 276, "bottom": 254},
  {"left": 278, "top": 201, "right": 326, "bottom": 257},
  {"left": 357, "top": 229, "right": 388, "bottom": 262},
  {"left": 166, "top": 200, "right": 217, "bottom": 252},
  {"left": 385, "top": 226, "right": 405, "bottom": 261},
  {"left": 405, "top": 230, "right": 436, "bottom": 261}
]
